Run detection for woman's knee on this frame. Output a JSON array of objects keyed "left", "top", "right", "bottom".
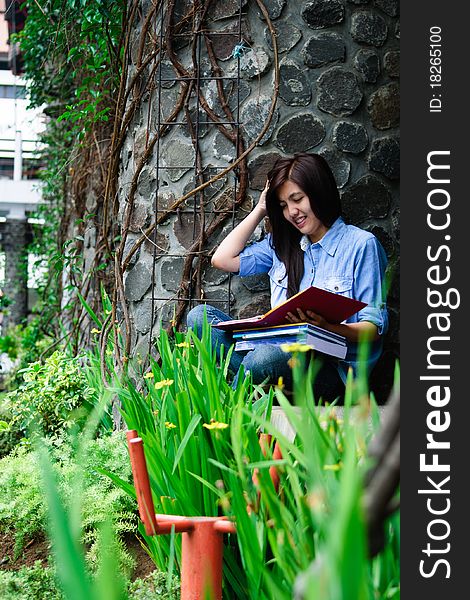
[
  {"left": 242, "top": 345, "right": 290, "bottom": 383},
  {"left": 186, "top": 304, "right": 206, "bottom": 332}
]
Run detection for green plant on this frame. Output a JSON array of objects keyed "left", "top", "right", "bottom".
[
  {"left": 0, "top": 562, "right": 63, "bottom": 600},
  {"left": 108, "top": 320, "right": 399, "bottom": 599},
  {"left": 0, "top": 319, "right": 54, "bottom": 391},
  {"left": 107, "top": 317, "right": 269, "bottom": 598},
  {"left": 0, "top": 432, "right": 136, "bottom": 562},
  {"left": 3, "top": 350, "right": 96, "bottom": 437},
  {"left": 12, "top": 1, "right": 126, "bottom": 343},
  {"left": 127, "top": 571, "right": 180, "bottom": 600},
  {"left": 36, "top": 399, "right": 128, "bottom": 600},
  {"left": 217, "top": 350, "right": 400, "bottom": 599}
]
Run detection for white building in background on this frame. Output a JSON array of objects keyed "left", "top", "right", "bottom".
[
  {"left": 0, "top": 0, "right": 46, "bottom": 330},
  {"left": 0, "top": 68, "right": 45, "bottom": 218}
]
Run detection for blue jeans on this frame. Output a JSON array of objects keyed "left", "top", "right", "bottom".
[{"left": 186, "top": 304, "right": 345, "bottom": 401}]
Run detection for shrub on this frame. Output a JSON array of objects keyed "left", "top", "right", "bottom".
[
  {"left": 0, "top": 432, "right": 136, "bottom": 564},
  {"left": 0, "top": 562, "right": 63, "bottom": 600},
  {"left": 128, "top": 571, "right": 179, "bottom": 599},
  {"left": 2, "top": 351, "right": 96, "bottom": 437}
]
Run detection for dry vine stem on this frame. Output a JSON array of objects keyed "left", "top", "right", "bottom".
[{"left": 65, "top": 0, "right": 280, "bottom": 377}]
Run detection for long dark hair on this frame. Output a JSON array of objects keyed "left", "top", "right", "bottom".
[{"left": 266, "top": 153, "right": 341, "bottom": 297}]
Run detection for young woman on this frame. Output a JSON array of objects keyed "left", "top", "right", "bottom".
[{"left": 187, "top": 153, "right": 388, "bottom": 401}]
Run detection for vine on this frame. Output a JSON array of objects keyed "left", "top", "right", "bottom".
[{"left": 17, "top": 0, "right": 279, "bottom": 379}]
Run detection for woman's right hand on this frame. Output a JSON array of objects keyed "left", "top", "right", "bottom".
[
  {"left": 211, "top": 181, "right": 270, "bottom": 272},
  {"left": 256, "top": 180, "right": 269, "bottom": 218}
]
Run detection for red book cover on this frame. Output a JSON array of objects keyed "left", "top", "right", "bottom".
[{"left": 214, "top": 286, "right": 367, "bottom": 331}]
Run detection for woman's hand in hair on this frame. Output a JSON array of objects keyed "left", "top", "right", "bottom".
[
  {"left": 256, "top": 180, "right": 269, "bottom": 218},
  {"left": 211, "top": 180, "right": 269, "bottom": 272}
]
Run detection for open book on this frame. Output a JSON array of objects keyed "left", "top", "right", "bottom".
[{"left": 214, "top": 285, "right": 366, "bottom": 332}]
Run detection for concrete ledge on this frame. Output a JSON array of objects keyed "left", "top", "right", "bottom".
[{"left": 270, "top": 405, "right": 389, "bottom": 442}]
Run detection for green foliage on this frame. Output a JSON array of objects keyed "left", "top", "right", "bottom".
[
  {"left": 110, "top": 318, "right": 267, "bottom": 598},
  {"left": 0, "top": 562, "right": 179, "bottom": 600},
  {"left": 17, "top": 0, "right": 125, "bottom": 132},
  {"left": 13, "top": 1, "right": 126, "bottom": 335},
  {"left": 3, "top": 351, "right": 96, "bottom": 437},
  {"left": 128, "top": 571, "right": 180, "bottom": 600},
  {"left": 0, "top": 318, "right": 53, "bottom": 389},
  {"left": 0, "top": 432, "right": 136, "bottom": 563},
  {"left": 37, "top": 436, "right": 127, "bottom": 600},
  {"left": 221, "top": 355, "right": 399, "bottom": 599},
  {"left": 110, "top": 320, "right": 399, "bottom": 599},
  {"left": 0, "top": 562, "right": 63, "bottom": 600}
]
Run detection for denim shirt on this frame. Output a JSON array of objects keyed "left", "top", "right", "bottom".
[{"left": 238, "top": 217, "right": 389, "bottom": 383}]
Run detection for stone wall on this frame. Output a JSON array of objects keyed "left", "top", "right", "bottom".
[{"left": 116, "top": 0, "right": 400, "bottom": 401}]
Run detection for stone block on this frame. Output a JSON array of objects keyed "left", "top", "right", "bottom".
[
  {"left": 264, "top": 22, "right": 302, "bottom": 54},
  {"left": 240, "top": 47, "right": 271, "bottom": 79},
  {"left": 125, "top": 262, "right": 153, "bottom": 301},
  {"left": 373, "top": 0, "right": 399, "bottom": 17},
  {"left": 241, "top": 96, "right": 279, "bottom": 145},
  {"left": 302, "top": 32, "right": 346, "bottom": 68},
  {"left": 384, "top": 50, "right": 400, "bottom": 78},
  {"left": 274, "top": 113, "right": 326, "bottom": 153},
  {"left": 317, "top": 67, "right": 363, "bottom": 117},
  {"left": 341, "top": 174, "right": 392, "bottom": 222},
  {"left": 318, "top": 147, "right": 351, "bottom": 188},
  {"left": 160, "top": 257, "right": 185, "bottom": 292},
  {"left": 302, "top": 0, "right": 345, "bottom": 29},
  {"left": 279, "top": 59, "right": 312, "bottom": 106},
  {"left": 333, "top": 121, "right": 368, "bottom": 154},
  {"left": 351, "top": 11, "right": 388, "bottom": 47},
  {"left": 248, "top": 152, "right": 283, "bottom": 190},
  {"left": 161, "top": 139, "right": 196, "bottom": 182},
  {"left": 367, "top": 82, "right": 400, "bottom": 130},
  {"left": 353, "top": 48, "right": 380, "bottom": 83},
  {"left": 368, "top": 136, "right": 400, "bottom": 179}
]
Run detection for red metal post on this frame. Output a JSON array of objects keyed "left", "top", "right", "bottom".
[
  {"left": 128, "top": 437, "right": 158, "bottom": 535},
  {"left": 181, "top": 518, "right": 224, "bottom": 600},
  {"left": 126, "top": 431, "right": 236, "bottom": 599}
]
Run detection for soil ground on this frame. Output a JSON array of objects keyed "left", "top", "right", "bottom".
[{"left": 0, "top": 529, "right": 156, "bottom": 581}]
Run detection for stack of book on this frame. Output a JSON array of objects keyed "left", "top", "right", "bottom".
[
  {"left": 214, "top": 284, "right": 368, "bottom": 360},
  {"left": 232, "top": 322, "right": 348, "bottom": 359}
]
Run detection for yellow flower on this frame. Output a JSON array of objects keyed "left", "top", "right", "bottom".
[
  {"left": 275, "top": 376, "right": 284, "bottom": 390},
  {"left": 144, "top": 372, "right": 154, "bottom": 379},
  {"left": 165, "top": 422, "right": 177, "bottom": 429},
  {"left": 155, "top": 378, "right": 174, "bottom": 389},
  {"left": 280, "top": 342, "right": 311, "bottom": 353},
  {"left": 203, "top": 419, "right": 229, "bottom": 430},
  {"left": 91, "top": 328, "right": 101, "bottom": 335},
  {"left": 175, "top": 342, "right": 190, "bottom": 348},
  {"left": 323, "top": 463, "right": 342, "bottom": 472}
]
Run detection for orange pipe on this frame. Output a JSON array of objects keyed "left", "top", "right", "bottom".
[
  {"left": 213, "top": 519, "right": 237, "bottom": 535},
  {"left": 181, "top": 518, "right": 224, "bottom": 600},
  {"left": 128, "top": 438, "right": 158, "bottom": 535},
  {"left": 154, "top": 519, "right": 194, "bottom": 534}
]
